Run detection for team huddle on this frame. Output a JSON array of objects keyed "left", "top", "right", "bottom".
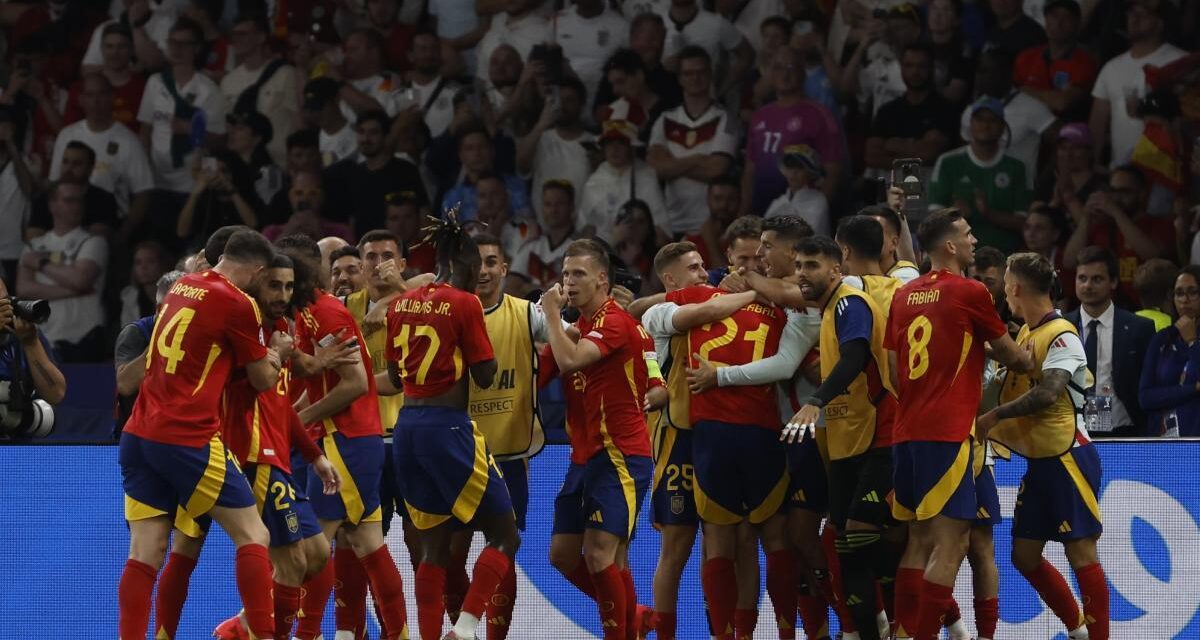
[{"left": 117, "top": 206, "right": 1109, "bottom": 640}]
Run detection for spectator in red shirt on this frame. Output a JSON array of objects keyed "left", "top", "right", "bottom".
[
  {"left": 1064, "top": 164, "right": 1174, "bottom": 306},
  {"left": 366, "top": 0, "right": 415, "bottom": 73},
  {"left": 65, "top": 23, "right": 147, "bottom": 130},
  {"left": 1013, "top": 0, "right": 1098, "bottom": 122}
]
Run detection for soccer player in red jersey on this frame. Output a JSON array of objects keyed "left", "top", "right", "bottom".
[
  {"left": 276, "top": 235, "right": 411, "bottom": 640},
  {"left": 665, "top": 272, "right": 791, "bottom": 640},
  {"left": 977, "top": 253, "right": 1107, "bottom": 640},
  {"left": 118, "top": 230, "right": 282, "bottom": 640},
  {"left": 378, "top": 220, "right": 519, "bottom": 640},
  {"left": 540, "top": 239, "right": 658, "bottom": 640},
  {"left": 884, "top": 209, "right": 1032, "bottom": 640}
]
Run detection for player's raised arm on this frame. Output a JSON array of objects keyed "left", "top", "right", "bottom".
[
  {"left": 742, "top": 269, "right": 807, "bottom": 309},
  {"left": 540, "top": 283, "right": 603, "bottom": 376},
  {"left": 670, "top": 290, "right": 758, "bottom": 332}
]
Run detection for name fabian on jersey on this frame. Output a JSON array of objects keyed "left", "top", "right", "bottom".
[
  {"left": 905, "top": 290, "right": 940, "bottom": 306},
  {"left": 394, "top": 298, "right": 453, "bottom": 316}
]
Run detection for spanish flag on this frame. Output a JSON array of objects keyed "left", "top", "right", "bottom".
[{"left": 1132, "top": 121, "right": 1183, "bottom": 192}]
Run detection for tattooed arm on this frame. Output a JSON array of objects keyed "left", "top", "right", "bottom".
[{"left": 976, "top": 369, "right": 1072, "bottom": 441}]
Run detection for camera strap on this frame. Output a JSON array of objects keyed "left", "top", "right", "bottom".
[{"left": 422, "top": 77, "right": 449, "bottom": 112}]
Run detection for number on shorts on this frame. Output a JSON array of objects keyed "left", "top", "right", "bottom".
[
  {"left": 270, "top": 480, "right": 296, "bottom": 510},
  {"left": 393, "top": 324, "right": 444, "bottom": 384},
  {"left": 697, "top": 318, "right": 768, "bottom": 367},
  {"left": 149, "top": 306, "right": 196, "bottom": 374},
  {"left": 665, "top": 463, "right": 694, "bottom": 492},
  {"left": 906, "top": 315, "right": 933, "bottom": 380}
]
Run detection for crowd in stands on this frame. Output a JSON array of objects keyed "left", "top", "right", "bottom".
[{"left": 1, "top": 0, "right": 1198, "bottom": 436}]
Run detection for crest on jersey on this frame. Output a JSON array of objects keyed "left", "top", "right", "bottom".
[
  {"left": 995, "top": 172, "right": 1011, "bottom": 189},
  {"left": 286, "top": 513, "right": 299, "bottom": 533},
  {"left": 670, "top": 495, "right": 685, "bottom": 515}
]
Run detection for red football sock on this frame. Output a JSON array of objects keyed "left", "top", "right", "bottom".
[
  {"left": 1020, "top": 558, "right": 1083, "bottom": 632},
  {"left": 154, "top": 552, "right": 197, "bottom": 639},
  {"left": 360, "top": 546, "right": 409, "bottom": 640},
  {"left": 766, "top": 550, "right": 798, "bottom": 639},
  {"left": 733, "top": 608, "right": 758, "bottom": 639},
  {"left": 235, "top": 544, "right": 276, "bottom": 638},
  {"left": 445, "top": 545, "right": 471, "bottom": 623},
  {"left": 415, "top": 563, "right": 447, "bottom": 640},
  {"left": 463, "top": 547, "right": 511, "bottom": 620},
  {"left": 974, "top": 597, "right": 999, "bottom": 639},
  {"left": 655, "top": 611, "right": 678, "bottom": 640},
  {"left": 944, "top": 597, "right": 961, "bottom": 626},
  {"left": 334, "top": 547, "right": 369, "bottom": 637},
  {"left": 798, "top": 594, "right": 833, "bottom": 638},
  {"left": 118, "top": 558, "right": 157, "bottom": 640},
  {"left": 592, "top": 564, "right": 628, "bottom": 640},
  {"left": 892, "top": 568, "right": 923, "bottom": 638},
  {"left": 296, "top": 557, "right": 335, "bottom": 639},
  {"left": 621, "top": 567, "right": 638, "bottom": 640},
  {"left": 487, "top": 562, "right": 518, "bottom": 640},
  {"left": 915, "top": 580, "right": 953, "bottom": 640},
  {"left": 701, "top": 558, "right": 737, "bottom": 640},
  {"left": 565, "top": 560, "right": 598, "bottom": 600},
  {"left": 1074, "top": 563, "right": 1109, "bottom": 640},
  {"left": 275, "top": 582, "right": 302, "bottom": 639}
]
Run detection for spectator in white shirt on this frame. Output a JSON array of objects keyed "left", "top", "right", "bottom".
[
  {"left": 17, "top": 181, "right": 109, "bottom": 362},
  {"left": 475, "top": 0, "right": 554, "bottom": 83},
  {"left": 763, "top": 144, "right": 831, "bottom": 236},
  {"left": 1088, "top": 0, "right": 1186, "bottom": 168},
  {"left": 840, "top": 2, "right": 924, "bottom": 119},
  {"left": 137, "top": 18, "right": 227, "bottom": 198},
  {"left": 517, "top": 77, "right": 595, "bottom": 223},
  {"left": 428, "top": 0, "right": 485, "bottom": 76},
  {"left": 661, "top": 0, "right": 754, "bottom": 94},
  {"left": 337, "top": 29, "right": 409, "bottom": 120},
  {"left": 220, "top": 10, "right": 299, "bottom": 167},
  {"left": 50, "top": 74, "right": 154, "bottom": 239},
  {"left": 511, "top": 179, "right": 582, "bottom": 292},
  {"left": 405, "top": 30, "right": 459, "bottom": 138},
  {"left": 302, "top": 77, "right": 357, "bottom": 167},
  {"left": 0, "top": 107, "right": 35, "bottom": 287},
  {"left": 81, "top": 0, "right": 179, "bottom": 74},
  {"left": 555, "top": 0, "right": 629, "bottom": 103},
  {"left": 579, "top": 119, "right": 670, "bottom": 246},
  {"left": 647, "top": 46, "right": 737, "bottom": 236}
]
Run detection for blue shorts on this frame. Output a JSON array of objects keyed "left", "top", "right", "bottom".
[
  {"left": 1012, "top": 444, "right": 1103, "bottom": 542},
  {"left": 393, "top": 406, "right": 513, "bottom": 531},
  {"left": 553, "top": 453, "right": 653, "bottom": 539},
  {"left": 975, "top": 465, "right": 1001, "bottom": 527},
  {"left": 380, "top": 451, "right": 404, "bottom": 535},
  {"left": 121, "top": 432, "right": 255, "bottom": 525},
  {"left": 692, "top": 420, "right": 789, "bottom": 525},
  {"left": 309, "top": 431, "right": 384, "bottom": 525},
  {"left": 787, "top": 436, "right": 829, "bottom": 514},
  {"left": 499, "top": 458, "right": 530, "bottom": 531},
  {"left": 892, "top": 439, "right": 976, "bottom": 522},
  {"left": 651, "top": 425, "right": 698, "bottom": 528},
  {"left": 245, "top": 464, "right": 323, "bottom": 546}
]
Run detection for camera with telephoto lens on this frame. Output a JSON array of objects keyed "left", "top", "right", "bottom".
[
  {"left": 11, "top": 297, "right": 51, "bottom": 324},
  {"left": 0, "top": 379, "right": 55, "bottom": 440}
]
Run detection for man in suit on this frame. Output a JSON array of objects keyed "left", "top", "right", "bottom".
[{"left": 1068, "top": 245, "right": 1156, "bottom": 436}]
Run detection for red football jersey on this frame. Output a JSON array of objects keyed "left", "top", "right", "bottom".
[
  {"left": 885, "top": 270, "right": 1008, "bottom": 443},
  {"left": 385, "top": 282, "right": 495, "bottom": 398},
  {"left": 125, "top": 271, "right": 268, "bottom": 447},
  {"left": 295, "top": 291, "right": 382, "bottom": 438},
  {"left": 223, "top": 318, "right": 295, "bottom": 472},
  {"left": 666, "top": 285, "right": 787, "bottom": 430},
  {"left": 562, "top": 298, "right": 653, "bottom": 464}
]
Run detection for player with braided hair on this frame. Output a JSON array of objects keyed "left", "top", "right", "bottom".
[{"left": 379, "top": 208, "right": 521, "bottom": 640}]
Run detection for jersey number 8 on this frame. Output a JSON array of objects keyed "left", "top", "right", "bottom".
[{"left": 906, "top": 315, "right": 933, "bottom": 380}]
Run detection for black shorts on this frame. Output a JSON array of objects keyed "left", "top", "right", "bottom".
[{"left": 828, "top": 447, "right": 894, "bottom": 531}]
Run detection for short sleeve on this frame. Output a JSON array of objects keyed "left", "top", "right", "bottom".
[
  {"left": 1091, "top": 60, "right": 1114, "bottom": 101},
  {"left": 834, "top": 295, "right": 873, "bottom": 345},
  {"left": 114, "top": 324, "right": 150, "bottom": 365},
  {"left": 966, "top": 282, "right": 1008, "bottom": 341},
  {"left": 712, "top": 112, "right": 738, "bottom": 156},
  {"left": 457, "top": 295, "right": 495, "bottom": 365},
  {"left": 227, "top": 295, "right": 269, "bottom": 366},
  {"left": 137, "top": 76, "right": 159, "bottom": 125},
  {"left": 641, "top": 302, "right": 680, "bottom": 339},
  {"left": 893, "top": 266, "right": 921, "bottom": 285},
  {"left": 648, "top": 113, "right": 667, "bottom": 147},
  {"left": 1043, "top": 330, "right": 1086, "bottom": 373},
  {"left": 311, "top": 298, "right": 358, "bottom": 344},
  {"left": 78, "top": 234, "right": 109, "bottom": 268},
  {"left": 82, "top": 21, "right": 106, "bottom": 67},
  {"left": 583, "top": 315, "right": 630, "bottom": 359},
  {"left": 718, "top": 17, "right": 743, "bottom": 51}
]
